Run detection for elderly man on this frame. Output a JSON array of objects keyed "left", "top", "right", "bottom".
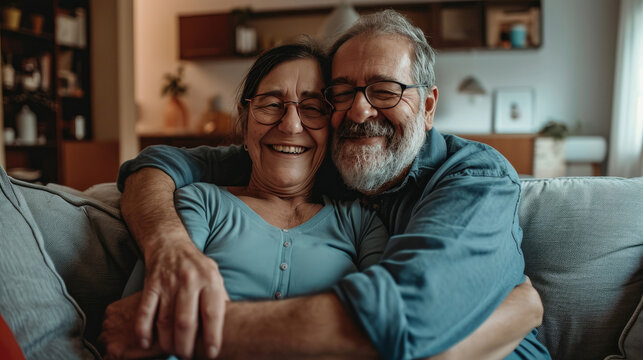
[{"left": 109, "top": 10, "right": 550, "bottom": 360}]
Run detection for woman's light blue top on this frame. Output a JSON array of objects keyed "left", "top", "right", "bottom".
[{"left": 124, "top": 183, "right": 387, "bottom": 300}]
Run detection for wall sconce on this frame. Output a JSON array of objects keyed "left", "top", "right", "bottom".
[
  {"left": 318, "top": 1, "right": 359, "bottom": 46},
  {"left": 458, "top": 76, "right": 486, "bottom": 95}
]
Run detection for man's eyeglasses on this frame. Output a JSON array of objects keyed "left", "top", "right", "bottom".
[
  {"left": 323, "top": 80, "right": 429, "bottom": 111},
  {"left": 245, "top": 94, "right": 331, "bottom": 130}
]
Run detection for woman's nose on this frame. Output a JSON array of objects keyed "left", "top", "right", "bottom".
[{"left": 278, "top": 104, "right": 304, "bottom": 134}]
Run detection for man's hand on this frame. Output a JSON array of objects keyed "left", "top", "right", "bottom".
[
  {"left": 137, "top": 241, "right": 229, "bottom": 359},
  {"left": 121, "top": 168, "right": 229, "bottom": 359},
  {"left": 100, "top": 292, "right": 165, "bottom": 359}
]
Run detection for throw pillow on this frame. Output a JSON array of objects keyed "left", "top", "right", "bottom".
[{"left": 0, "top": 166, "right": 100, "bottom": 359}]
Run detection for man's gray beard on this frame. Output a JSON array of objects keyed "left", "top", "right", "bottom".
[{"left": 331, "top": 113, "right": 426, "bottom": 194}]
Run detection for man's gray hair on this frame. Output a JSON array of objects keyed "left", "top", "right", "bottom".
[{"left": 328, "top": 9, "right": 437, "bottom": 98}]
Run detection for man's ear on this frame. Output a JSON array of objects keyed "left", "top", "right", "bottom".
[{"left": 423, "top": 86, "right": 438, "bottom": 131}]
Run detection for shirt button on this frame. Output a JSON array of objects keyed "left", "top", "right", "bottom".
[
  {"left": 283, "top": 241, "right": 290, "bottom": 248},
  {"left": 280, "top": 263, "right": 288, "bottom": 271},
  {"left": 274, "top": 291, "right": 282, "bottom": 299}
]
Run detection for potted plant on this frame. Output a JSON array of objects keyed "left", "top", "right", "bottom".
[
  {"left": 161, "top": 66, "right": 189, "bottom": 131},
  {"left": 533, "top": 120, "right": 569, "bottom": 178}
]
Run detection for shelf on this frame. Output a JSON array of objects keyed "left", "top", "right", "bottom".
[
  {"left": 5, "top": 144, "right": 57, "bottom": 151},
  {"left": 57, "top": 43, "right": 87, "bottom": 51},
  {"left": 2, "top": 0, "right": 92, "bottom": 185},
  {"left": 0, "top": 26, "right": 54, "bottom": 42},
  {"left": 178, "top": 0, "right": 542, "bottom": 60}
]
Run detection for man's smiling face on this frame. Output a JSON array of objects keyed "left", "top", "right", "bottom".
[{"left": 329, "top": 33, "right": 438, "bottom": 194}]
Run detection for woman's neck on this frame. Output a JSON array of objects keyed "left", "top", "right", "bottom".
[{"left": 227, "top": 175, "right": 322, "bottom": 229}]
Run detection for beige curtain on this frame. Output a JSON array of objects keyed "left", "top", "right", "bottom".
[{"left": 608, "top": 0, "right": 643, "bottom": 177}]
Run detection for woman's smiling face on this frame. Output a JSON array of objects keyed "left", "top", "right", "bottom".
[{"left": 245, "top": 58, "right": 329, "bottom": 196}]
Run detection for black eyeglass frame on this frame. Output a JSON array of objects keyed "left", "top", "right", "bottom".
[
  {"left": 323, "top": 80, "right": 430, "bottom": 111},
  {"left": 244, "top": 94, "right": 331, "bottom": 130}
]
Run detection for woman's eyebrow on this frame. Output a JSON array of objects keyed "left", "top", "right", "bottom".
[{"left": 255, "top": 90, "right": 284, "bottom": 97}]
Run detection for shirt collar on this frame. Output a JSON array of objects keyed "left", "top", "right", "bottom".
[{"left": 375, "top": 128, "right": 447, "bottom": 196}]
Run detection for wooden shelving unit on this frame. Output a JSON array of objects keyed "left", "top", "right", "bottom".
[
  {"left": 178, "top": 0, "right": 542, "bottom": 61},
  {"left": 1, "top": 0, "right": 91, "bottom": 184}
]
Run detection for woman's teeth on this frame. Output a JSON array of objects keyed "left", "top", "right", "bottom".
[{"left": 272, "top": 144, "right": 306, "bottom": 154}]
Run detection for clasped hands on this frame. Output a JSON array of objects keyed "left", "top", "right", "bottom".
[{"left": 100, "top": 243, "right": 229, "bottom": 359}]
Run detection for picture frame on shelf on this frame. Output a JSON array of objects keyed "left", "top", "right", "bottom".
[{"left": 493, "top": 87, "right": 534, "bottom": 134}]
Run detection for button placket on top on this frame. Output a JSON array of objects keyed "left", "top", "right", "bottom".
[{"left": 274, "top": 228, "right": 293, "bottom": 299}]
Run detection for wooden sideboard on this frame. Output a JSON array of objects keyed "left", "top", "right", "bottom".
[{"left": 457, "top": 134, "right": 536, "bottom": 175}]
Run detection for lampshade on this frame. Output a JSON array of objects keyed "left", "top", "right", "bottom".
[
  {"left": 318, "top": 1, "right": 359, "bottom": 46},
  {"left": 458, "top": 76, "right": 486, "bottom": 95}
]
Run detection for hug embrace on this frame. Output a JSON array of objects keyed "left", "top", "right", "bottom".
[{"left": 1, "top": 9, "right": 551, "bottom": 360}]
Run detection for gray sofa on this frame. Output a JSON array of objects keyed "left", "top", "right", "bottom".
[{"left": 1, "top": 165, "right": 641, "bottom": 359}]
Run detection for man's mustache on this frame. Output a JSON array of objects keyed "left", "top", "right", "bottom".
[{"left": 335, "top": 118, "right": 395, "bottom": 141}]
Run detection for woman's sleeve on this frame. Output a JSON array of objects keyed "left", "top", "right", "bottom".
[{"left": 174, "top": 184, "right": 219, "bottom": 251}]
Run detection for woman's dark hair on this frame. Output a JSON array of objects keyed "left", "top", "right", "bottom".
[{"left": 235, "top": 36, "right": 330, "bottom": 135}]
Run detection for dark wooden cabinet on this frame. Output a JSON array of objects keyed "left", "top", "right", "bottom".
[
  {"left": 178, "top": 0, "right": 542, "bottom": 61},
  {"left": 179, "top": 13, "right": 235, "bottom": 60}
]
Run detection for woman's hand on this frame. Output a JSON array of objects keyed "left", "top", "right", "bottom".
[
  {"left": 137, "top": 241, "right": 229, "bottom": 359},
  {"left": 100, "top": 292, "right": 165, "bottom": 359}
]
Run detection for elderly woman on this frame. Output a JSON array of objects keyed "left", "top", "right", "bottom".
[{"left": 111, "top": 40, "right": 387, "bottom": 359}]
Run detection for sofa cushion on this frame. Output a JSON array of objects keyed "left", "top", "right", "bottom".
[
  {"left": 13, "top": 179, "right": 139, "bottom": 348},
  {"left": 519, "top": 177, "right": 643, "bottom": 360},
  {"left": 0, "top": 166, "right": 99, "bottom": 359}
]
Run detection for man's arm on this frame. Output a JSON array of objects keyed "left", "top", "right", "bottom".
[
  {"left": 101, "top": 280, "right": 543, "bottom": 359},
  {"left": 121, "top": 168, "right": 228, "bottom": 359},
  {"left": 118, "top": 144, "right": 251, "bottom": 359}
]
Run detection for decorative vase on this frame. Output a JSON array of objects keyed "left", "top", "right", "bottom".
[
  {"left": 199, "top": 96, "right": 232, "bottom": 135},
  {"left": 2, "top": 6, "right": 21, "bottom": 30},
  {"left": 533, "top": 137, "right": 566, "bottom": 178},
  {"left": 163, "top": 96, "right": 189, "bottom": 131},
  {"left": 30, "top": 14, "right": 44, "bottom": 35}
]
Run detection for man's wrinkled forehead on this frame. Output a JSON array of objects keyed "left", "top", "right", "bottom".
[{"left": 330, "top": 34, "right": 414, "bottom": 84}]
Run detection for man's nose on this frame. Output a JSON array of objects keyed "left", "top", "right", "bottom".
[
  {"left": 346, "top": 91, "right": 377, "bottom": 124},
  {"left": 278, "top": 105, "right": 304, "bottom": 134}
]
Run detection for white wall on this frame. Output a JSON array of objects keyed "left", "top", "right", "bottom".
[{"left": 134, "top": 0, "right": 620, "bottom": 139}]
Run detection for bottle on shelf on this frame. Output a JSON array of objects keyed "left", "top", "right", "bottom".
[
  {"left": 16, "top": 105, "right": 37, "bottom": 145},
  {"left": 2, "top": 53, "right": 16, "bottom": 89}
]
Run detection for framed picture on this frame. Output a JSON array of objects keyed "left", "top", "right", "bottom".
[{"left": 493, "top": 87, "right": 534, "bottom": 133}]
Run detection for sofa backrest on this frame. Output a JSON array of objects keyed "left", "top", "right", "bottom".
[
  {"left": 7, "top": 176, "right": 643, "bottom": 360},
  {"left": 519, "top": 177, "right": 643, "bottom": 360}
]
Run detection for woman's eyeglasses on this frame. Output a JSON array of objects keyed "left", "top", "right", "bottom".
[{"left": 245, "top": 94, "right": 331, "bottom": 130}]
